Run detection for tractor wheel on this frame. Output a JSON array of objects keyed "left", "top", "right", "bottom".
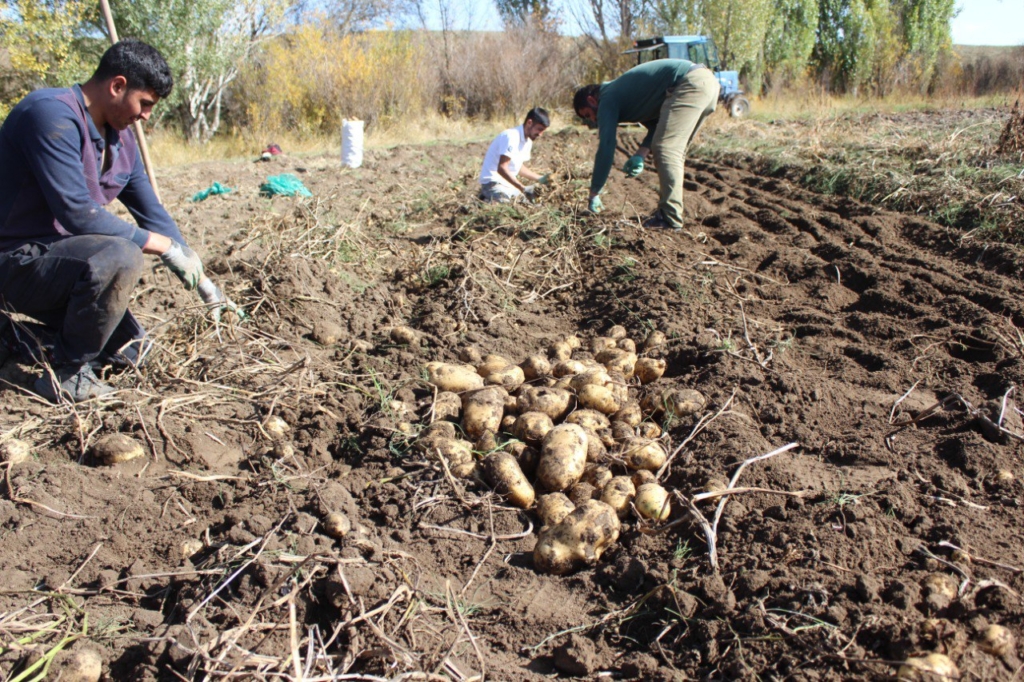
[{"left": 727, "top": 96, "right": 750, "bottom": 118}]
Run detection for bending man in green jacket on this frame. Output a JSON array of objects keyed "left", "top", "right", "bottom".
[{"left": 573, "top": 59, "right": 720, "bottom": 230}]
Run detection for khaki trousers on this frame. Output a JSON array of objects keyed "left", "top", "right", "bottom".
[{"left": 651, "top": 67, "right": 720, "bottom": 228}]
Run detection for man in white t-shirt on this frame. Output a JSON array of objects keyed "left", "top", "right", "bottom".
[{"left": 478, "top": 107, "right": 550, "bottom": 203}]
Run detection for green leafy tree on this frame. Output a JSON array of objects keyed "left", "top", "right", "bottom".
[
  {"left": 763, "top": 0, "right": 817, "bottom": 90},
  {"left": 494, "top": 0, "right": 555, "bottom": 28},
  {"left": 899, "top": 0, "right": 956, "bottom": 91},
  {"left": 104, "top": 0, "right": 289, "bottom": 141},
  {"left": 701, "top": 0, "right": 773, "bottom": 93},
  {"left": 0, "top": 0, "right": 97, "bottom": 116},
  {"left": 813, "top": 0, "right": 879, "bottom": 93}
]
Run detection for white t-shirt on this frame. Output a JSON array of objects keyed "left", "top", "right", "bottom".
[{"left": 479, "top": 125, "right": 532, "bottom": 191}]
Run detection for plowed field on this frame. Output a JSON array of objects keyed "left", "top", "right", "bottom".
[{"left": 2, "top": 114, "right": 1022, "bottom": 681}]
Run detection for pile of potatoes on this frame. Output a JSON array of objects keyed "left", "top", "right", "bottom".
[{"left": 416, "top": 326, "right": 707, "bottom": 575}]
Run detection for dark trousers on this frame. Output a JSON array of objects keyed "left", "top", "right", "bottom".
[{"left": 0, "top": 235, "right": 145, "bottom": 366}]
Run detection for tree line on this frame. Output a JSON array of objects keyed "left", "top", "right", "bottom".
[{"left": 0, "top": 0, "right": 1006, "bottom": 142}]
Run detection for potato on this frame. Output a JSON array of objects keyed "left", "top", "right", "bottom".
[
  {"left": 563, "top": 335, "right": 583, "bottom": 351},
  {"left": 612, "top": 402, "right": 642, "bottom": 427},
  {"left": 513, "top": 411, "right": 555, "bottom": 443},
  {"left": 517, "top": 445, "right": 540, "bottom": 478},
  {"left": 536, "top": 424, "right": 589, "bottom": 491},
  {"left": 421, "top": 420, "right": 456, "bottom": 440},
  {"left": 548, "top": 341, "right": 572, "bottom": 361},
  {"left": 517, "top": 386, "right": 573, "bottom": 421},
  {"left": 636, "top": 422, "right": 662, "bottom": 439},
  {"left": 390, "top": 325, "right": 419, "bottom": 346},
  {"left": 634, "top": 358, "right": 667, "bottom": 385},
  {"left": 533, "top": 500, "right": 621, "bottom": 575},
  {"left": 52, "top": 647, "right": 103, "bottom": 682},
  {"left": 581, "top": 428, "right": 609, "bottom": 463},
  {"left": 323, "top": 511, "right": 352, "bottom": 539},
  {"left": 601, "top": 476, "right": 636, "bottom": 518},
  {"left": 476, "top": 431, "right": 498, "bottom": 453},
  {"left": 606, "top": 371, "right": 631, "bottom": 404},
  {"left": 425, "top": 362, "right": 485, "bottom": 393},
  {"left": 897, "top": 653, "right": 959, "bottom": 681},
  {"left": 577, "top": 384, "right": 621, "bottom": 414},
  {"left": 521, "top": 355, "right": 551, "bottom": 380},
  {"left": 416, "top": 435, "right": 476, "bottom": 478},
  {"left": 635, "top": 482, "right": 671, "bottom": 521},
  {"left": 568, "top": 482, "right": 597, "bottom": 506},
  {"left": 553, "top": 376, "right": 573, "bottom": 391},
  {"left": 91, "top": 433, "right": 144, "bottom": 465},
  {"left": 591, "top": 336, "right": 617, "bottom": 353},
  {"left": 477, "top": 354, "right": 511, "bottom": 377},
  {"left": 459, "top": 346, "right": 483, "bottom": 365},
  {"left": 979, "top": 624, "right": 1014, "bottom": 656},
  {"left": 601, "top": 350, "right": 638, "bottom": 379},
  {"left": 432, "top": 391, "right": 462, "bottom": 421},
  {"left": 264, "top": 415, "right": 290, "bottom": 439},
  {"left": 610, "top": 421, "right": 634, "bottom": 441},
  {"left": 632, "top": 469, "right": 656, "bottom": 488},
  {"left": 180, "top": 538, "right": 204, "bottom": 561},
  {"left": 618, "top": 338, "right": 637, "bottom": 353},
  {"left": 642, "top": 388, "right": 706, "bottom": 417},
  {"left": 536, "top": 493, "right": 575, "bottom": 528},
  {"left": 0, "top": 438, "right": 31, "bottom": 465},
  {"left": 607, "top": 325, "right": 627, "bottom": 340},
  {"left": 596, "top": 428, "right": 617, "bottom": 448},
  {"left": 582, "top": 464, "right": 613, "bottom": 490},
  {"left": 921, "top": 573, "right": 957, "bottom": 600},
  {"left": 461, "top": 386, "right": 507, "bottom": 439},
  {"left": 995, "top": 470, "right": 1015, "bottom": 483},
  {"left": 486, "top": 364, "right": 525, "bottom": 391},
  {"left": 643, "top": 330, "right": 667, "bottom": 351},
  {"left": 500, "top": 414, "right": 517, "bottom": 431},
  {"left": 553, "top": 360, "right": 587, "bottom": 378},
  {"left": 565, "top": 409, "right": 611, "bottom": 432},
  {"left": 622, "top": 438, "right": 667, "bottom": 471},
  {"left": 569, "top": 369, "right": 611, "bottom": 392},
  {"left": 483, "top": 452, "right": 535, "bottom": 509}
]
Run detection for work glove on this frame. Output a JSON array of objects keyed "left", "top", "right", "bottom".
[
  {"left": 523, "top": 185, "right": 540, "bottom": 201},
  {"left": 537, "top": 173, "right": 551, "bottom": 185},
  {"left": 588, "top": 195, "right": 603, "bottom": 214},
  {"left": 160, "top": 242, "right": 204, "bottom": 290},
  {"left": 197, "top": 277, "right": 244, "bottom": 323},
  {"left": 623, "top": 155, "right": 645, "bottom": 177}
]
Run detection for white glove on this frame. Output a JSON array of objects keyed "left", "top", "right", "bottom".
[
  {"left": 160, "top": 242, "right": 204, "bottom": 290},
  {"left": 197, "top": 278, "right": 243, "bottom": 323}
]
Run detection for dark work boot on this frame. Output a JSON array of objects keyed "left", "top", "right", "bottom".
[{"left": 33, "top": 364, "right": 114, "bottom": 403}]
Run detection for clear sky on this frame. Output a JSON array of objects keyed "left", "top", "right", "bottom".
[{"left": 951, "top": 0, "right": 1024, "bottom": 45}]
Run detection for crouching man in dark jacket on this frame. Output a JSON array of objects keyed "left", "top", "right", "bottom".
[{"left": 0, "top": 39, "right": 234, "bottom": 402}]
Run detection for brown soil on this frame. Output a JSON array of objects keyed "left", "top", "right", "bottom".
[{"left": 2, "top": 112, "right": 1023, "bottom": 681}]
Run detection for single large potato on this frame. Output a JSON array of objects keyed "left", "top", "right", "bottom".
[
  {"left": 641, "top": 388, "right": 706, "bottom": 418},
  {"left": 565, "top": 409, "right": 611, "bottom": 432},
  {"left": 520, "top": 355, "right": 551, "bottom": 380},
  {"left": 431, "top": 391, "right": 462, "bottom": 421},
  {"left": 425, "top": 362, "right": 485, "bottom": 393},
  {"left": 601, "top": 476, "right": 636, "bottom": 518},
  {"left": 483, "top": 452, "right": 535, "bottom": 509},
  {"left": 91, "top": 433, "right": 144, "bottom": 465},
  {"left": 634, "top": 358, "right": 667, "bottom": 384},
  {"left": 897, "top": 653, "right": 959, "bottom": 681},
  {"left": 536, "top": 424, "right": 588, "bottom": 491},
  {"left": 485, "top": 364, "right": 525, "bottom": 391},
  {"left": 622, "top": 438, "right": 667, "bottom": 471},
  {"left": 577, "top": 384, "right": 621, "bottom": 414},
  {"left": 461, "top": 386, "right": 508, "bottom": 439},
  {"left": 415, "top": 434, "right": 476, "bottom": 478},
  {"left": 612, "top": 402, "right": 643, "bottom": 427},
  {"left": 569, "top": 369, "right": 611, "bottom": 392},
  {"left": 476, "top": 354, "right": 511, "bottom": 377},
  {"left": 536, "top": 493, "right": 575, "bottom": 528},
  {"left": 635, "top": 482, "right": 671, "bottom": 521},
  {"left": 533, "top": 500, "right": 622, "bottom": 574},
  {"left": 513, "top": 411, "right": 554, "bottom": 444},
  {"left": 517, "top": 386, "right": 573, "bottom": 421}
]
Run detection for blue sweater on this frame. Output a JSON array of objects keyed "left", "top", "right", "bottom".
[{"left": 0, "top": 85, "right": 184, "bottom": 251}]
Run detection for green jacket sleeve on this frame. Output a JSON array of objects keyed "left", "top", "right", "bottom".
[{"left": 590, "top": 106, "right": 620, "bottom": 195}]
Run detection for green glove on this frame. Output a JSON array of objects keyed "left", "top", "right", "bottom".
[
  {"left": 623, "top": 155, "right": 645, "bottom": 177},
  {"left": 160, "top": 242, "right": 204, "bottom": 290},
  {"left": 537, "top": 173, "right": 550, "bottom": 185},
  {"left": 588, "top": 195, "right": 603, "bottom": 214}
]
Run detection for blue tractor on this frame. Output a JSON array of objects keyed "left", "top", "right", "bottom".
[{"left": 625, "top": 36, "right": 751, "bottom": 117}]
